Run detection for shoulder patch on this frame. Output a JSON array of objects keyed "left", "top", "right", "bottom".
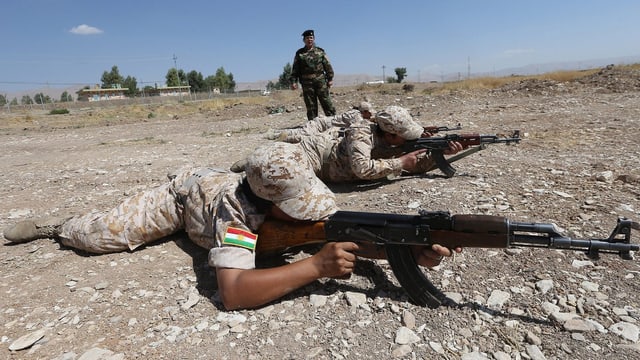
[{"left": 223, "top": 227, "right": 258, "bottom": 251}]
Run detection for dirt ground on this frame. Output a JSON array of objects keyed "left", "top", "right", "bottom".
[{"left": 1, "top": 65, "right": 640, "bottom": 360}]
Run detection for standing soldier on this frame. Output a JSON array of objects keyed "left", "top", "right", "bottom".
[{"left": 290, "top": 29, "right": 337, "bottom": 120}]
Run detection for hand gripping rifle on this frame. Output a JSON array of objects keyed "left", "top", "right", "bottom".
[
  {"left": 402, "top": 131, "right": 522, "bottom": 177},
  {"left": 257, "top": 210, "right": 638, "bottom": 308}
]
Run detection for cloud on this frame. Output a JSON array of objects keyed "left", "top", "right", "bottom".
[{"left": 69, "top": 24, "right": 104, "bottom": 35}]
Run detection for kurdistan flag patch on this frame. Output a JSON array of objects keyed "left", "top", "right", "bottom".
[{"left": 223, "top": 227, "right": 258, "bottom": 251}]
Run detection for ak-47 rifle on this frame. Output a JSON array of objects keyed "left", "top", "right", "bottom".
[
  {"left": 423, "top": 123, "right": 462, "bottom": 135},
  {"left": 257, "top": 210, "right": 639, "bottom": 308},
  {"left": 402, "top": 131, "right": 522, "bottom": 177}
]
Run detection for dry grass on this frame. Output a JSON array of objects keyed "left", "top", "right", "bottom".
[{"left": 431, "top": 63, "right": 639, "bottom": 93}]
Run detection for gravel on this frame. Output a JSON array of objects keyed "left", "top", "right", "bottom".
[{"left": 1, "top": 65, "right": 639, "bottom": 359}]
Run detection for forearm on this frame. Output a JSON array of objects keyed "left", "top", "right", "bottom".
[
  {"left": 216, "top": 257, "right": 321, "bottom": 310},
  {"left": 406, "top": 154, "right": 436, "bottom": 174},
  {"left": 351, "top": 157, "right": 403, "bottom": 179}
]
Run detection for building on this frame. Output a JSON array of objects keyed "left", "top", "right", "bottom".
[
  {"left": 77, "top": 85, "right": 129, "bottom": 102},
  {"left": 144, "top": 85, "right": 191, "bottom": 97}
]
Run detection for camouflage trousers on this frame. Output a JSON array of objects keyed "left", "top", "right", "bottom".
[
  {"left": 57, "top": 168, "right": 230, "bottom": 254},
  {"left": 301, "top": 78, "right": 336, "bottom": 120}
]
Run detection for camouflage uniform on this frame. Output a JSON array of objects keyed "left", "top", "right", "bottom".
[
  {"left": 230, "top": 106, "right": 434, "bottom": 183},
  {"left": 57, "top": 143, "right": 338, "bottom": 270},
  {"left": 278, "top": 109, "right": 367, "bottom": 143},
  {"left": 299, "top": 123, "right": 435, "bottom": 183},
  {"left": 58, "top": 168, "right": 265, "bottom": 269},
  {"left": 290, "top": 45, "right": 336, "bottom": 120}
]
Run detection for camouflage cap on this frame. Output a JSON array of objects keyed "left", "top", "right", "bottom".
[
  {"left": 358, "top": 101, "right": 375, "bottom": 113},
  {"left": 374, "top": 106, "right": 423, "bottom": 140},
  {"left": 245, "top": 142, "right": 338, "bottom": 221}
]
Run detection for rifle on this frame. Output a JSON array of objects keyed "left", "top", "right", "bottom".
[
  {"left": 403, "top": 131, "right": 522, "bottom": 177},
  {"left": 423, "top": 123, "right": 462, "bottom": 134},
  {"left": 257, "top": 210, "right": 638, "bottom": 308}
]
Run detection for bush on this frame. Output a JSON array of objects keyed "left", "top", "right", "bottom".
[{"left": 49, "top": 108, "right": 70, "bottom": 115}]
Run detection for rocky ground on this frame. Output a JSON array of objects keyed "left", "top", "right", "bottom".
[{"left": 1, "top": 65, "right": 640, "bottom": 360}]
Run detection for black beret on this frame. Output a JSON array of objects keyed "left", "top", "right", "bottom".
[{"left": 302, "top": 29, "right": 314, "bottom": 37}]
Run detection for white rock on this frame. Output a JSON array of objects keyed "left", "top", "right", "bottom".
[
  {"left": 486, "top": 289, "right": 510, "bottom": 309},
  {"left": 309, "top": 294, "right": 328, "bottom": 307},
  {"left": 345, "top": 291, "right": 367, "bottom": 308},
  {"left": 8, "top": 329, "right": 46, "bottom": 351},
  {"left": 535, "top": 279, "right": 554, "bottom": 294},
  {"left": 394, "top": 327, "right": 420, "bottom": 345},
  {"left": 609, "top": 322, "right": 640, "bottom": 342}
]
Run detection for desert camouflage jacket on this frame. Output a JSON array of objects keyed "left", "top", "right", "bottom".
[{"left": 299, "top": 124, "right": 435, "bottom": 183}]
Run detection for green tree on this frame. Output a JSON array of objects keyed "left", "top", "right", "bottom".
[
  {"left": 122, "top": 76, "right": 138, "bottom": 96},
  {"left": 10, "top": 98, "right": 18, "bottom": 106},
  {"left": 204, "top": 67, "right": 236, "bottom": 92},
  {"left": 0, "top": 94, "right": 6, "bottom": 106},
  {"left": 166, "top": 68, "right": 180, "bottom": 87},
  {"left": 394, "top": 67, "right": 407, "bottom": 83},
  {"left": 21, "top": 95, "right": 34, "bottom": 105},
  {"left": 276, "top": 63, "right": 293, "bottom": 89},
  {"left": 178, "top": 69, "right": 187, "bottom": 85},
  {"left": 266, "top": 81, "right": 276, "bottom": 91},
  {"left": 101, "top": 65, "right": 125, "bottom": 88},
  {"left": 34, "top": 92, "right": 52, "bottom": 104},
  {"left": 187, "top": 70, "right": 205, "bottom": 92},
  {"left": 60, "top": 91, "right": 73, "bottom": 102}
]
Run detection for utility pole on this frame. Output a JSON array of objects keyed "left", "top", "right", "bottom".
[
  {"left": 173, "top": 53, "right": 183, "bottom": 100},
  {"left": 382, "top": 65, "right": 386, "bottom": 83}
]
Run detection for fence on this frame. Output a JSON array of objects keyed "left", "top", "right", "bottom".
[{"left": 1, "top": 89, "right": 264, "bottom": 114}]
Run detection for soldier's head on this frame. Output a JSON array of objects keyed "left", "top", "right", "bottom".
[
  {"left": 245, "top": 142, "right": 338, "bottom": 221},
  {"left": 301, "top": 29, "right": 315, "bottom": 48},
  {"left": 374, "top": 106, "right": 423, "bottom": 145}
]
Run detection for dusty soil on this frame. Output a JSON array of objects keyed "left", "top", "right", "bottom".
[{"left": 1, "top": 65, "right": 640, "bottom": 360}]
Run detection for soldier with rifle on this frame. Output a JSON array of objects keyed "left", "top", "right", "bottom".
[
  {"left": 2, "top": 142, "right": 460, "bottom": 311},
  {"left": 232, "top": 105, "right": 466, "bottom": 182}
]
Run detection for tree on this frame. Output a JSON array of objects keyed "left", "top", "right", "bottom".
[
  {"left": 34, "top": 92, "right": 52, "bottom": 104},
  {"left": 187, "top": 71, "right": 205, "bottom": 92},
  {"left": 60, "top": 91, "right": 73, "bottom": 102},
  {"left": 266, "top": 81, "right": 276, "bottom": 91},
  {"left": 394, "top": 67, "right": 407, "bottom": 83},
  {"left": 0, "top": 94, "right": 6, "bottom": 106},
  {"left": 101, "top": 65, "right": 125, "bottom": 88},
  {"left": 276, "top": 63, "right": 294, "bottom": 90},
  {"left": 204, "top": 67, "right": 236, "bottom": 92},
  {"left": 10, "top": 98, "right": 18, "bottom": 106},
  {"left": 122, "top": 76, "right": 138, "bottom": 96},
  {"left": 21, "top": 95, "right": 34, "bottom": 105},
  {"left": 166, "top": 68, "right": 180, "bottom": 87}
]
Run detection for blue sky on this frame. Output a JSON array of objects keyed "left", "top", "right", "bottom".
[{"left": 2, "top": 0, "right": 639, "bottom": 94}]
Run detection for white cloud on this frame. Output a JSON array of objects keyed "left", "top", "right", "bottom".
[{"left": 69, "top": 24, "right": 104, "bottom": 35}]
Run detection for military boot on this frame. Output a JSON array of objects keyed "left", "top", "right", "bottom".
[
  {"left": 230, "top": 158, "right": 247, "bottom": 173},
  {"left": 3, "top": 217, "right": 69, "bottom": 243}
]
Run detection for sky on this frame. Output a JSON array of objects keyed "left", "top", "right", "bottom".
[{"left": 2, "top": 0, "right": 640, "bottom": 94}]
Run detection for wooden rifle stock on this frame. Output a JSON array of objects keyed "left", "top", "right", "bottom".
[{"left": 256, "top": 220, "right": 327, "bottom": 257}]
